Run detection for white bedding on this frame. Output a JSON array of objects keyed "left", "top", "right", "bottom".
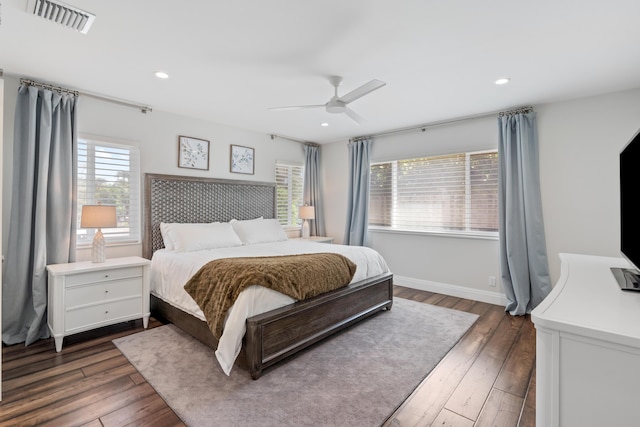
[{"left": 150, "top": 239, "right": 390, "bottom": 375}]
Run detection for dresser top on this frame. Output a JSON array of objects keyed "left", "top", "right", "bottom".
[{"left": 532, "top": 253, "right": 640, "bottom": 347}]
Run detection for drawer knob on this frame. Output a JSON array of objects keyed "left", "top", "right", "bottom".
[
  {"left": 105, "top": 310, "right": 109, "bottom": 314},
  {"left": 104, "top": 274, "right": 109, "bottom": 278}
]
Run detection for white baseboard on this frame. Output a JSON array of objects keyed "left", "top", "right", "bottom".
[{"left": 394, "top": 275, "right": 507, "bottom": 306}]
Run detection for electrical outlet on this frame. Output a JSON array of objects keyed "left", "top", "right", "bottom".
[{"left": 488, "top": 276, "right": 496, "bottom": 287}]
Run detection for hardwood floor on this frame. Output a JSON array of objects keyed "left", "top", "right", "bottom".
[
  {"left": 0, "top": 286, "right": 535, "bottom": 426},
  {"left": 385, "top": 287, "right": 536, "bottom": 427}
]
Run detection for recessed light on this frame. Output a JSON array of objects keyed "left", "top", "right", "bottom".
[
  {"left": 495, "top": 77, "right": 510, "bottom": 85},
  {"left": 321, "top": 122, "right": 329, "bottom": 127},
  {"left": 155, "top": 71, "right": 169, "bottom": 79}
]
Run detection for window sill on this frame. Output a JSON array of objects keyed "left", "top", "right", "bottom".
[
  {"left": 77, "top": 240, "right": 142, "bottom": 249},
  {"left": 368, "top": 226, "right": 498, "bottom": 241}
]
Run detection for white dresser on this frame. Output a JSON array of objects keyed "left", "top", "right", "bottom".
[
  {"left": 47, "top": 256, "right": 151, "bottom": 352},
  {"left": 531, "top": 253, "right": 640, "bottom": 427}
]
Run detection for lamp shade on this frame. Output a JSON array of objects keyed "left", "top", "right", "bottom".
[
  {"left": 299, "top": 205, "right": 315, "bottom": 220},
  {"left": 80, "top": 205, "right": 117, "bottom": 228}
]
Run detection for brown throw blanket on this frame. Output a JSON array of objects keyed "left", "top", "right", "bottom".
[{"left": 184, "top": 253, "right": 357, "bottom": 339}]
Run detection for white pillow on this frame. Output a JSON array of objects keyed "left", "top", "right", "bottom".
[
  {"left": 160, "top": 222, "right": 176, "bottom": 250},
  {"left": 231, "top": 218, "right": 288, "bottom": 245},
  {"left": 229, "top": 216, "right": 263, "bottom": 223},
  {"left": 162, "top": 222, "right": 243, "bottom": 252},
  {"left": 162, "top": 222, "right": 214, "bottom": 250}
]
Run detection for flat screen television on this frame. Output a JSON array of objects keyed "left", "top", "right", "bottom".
[{"left": 612, "top": 128, "right": 640, "bottom": 291}]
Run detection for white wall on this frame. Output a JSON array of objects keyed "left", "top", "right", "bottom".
[
  {"left": 322, "top": 88, "right": 640, "bottom": 302},
  {"left": 4, "top": 71, "right": 640, "bottom": 302},
  {"left": 2, "top": 75, "right": 305, "bottom": 261},
  {"left": 538, "top": 88, "right": 640, "bottom": 283}
]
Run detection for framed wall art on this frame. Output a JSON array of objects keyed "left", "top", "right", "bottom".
[
  {"left": 230, "top": 144, "right": 255, "bottom": 175},
  {"left": 178, "top": 136, "right": 209, "bottom": 170}
]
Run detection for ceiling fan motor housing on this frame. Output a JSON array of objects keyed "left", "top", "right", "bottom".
[{"left": 326, "top": 99, "right": 346, "bottom": 113}]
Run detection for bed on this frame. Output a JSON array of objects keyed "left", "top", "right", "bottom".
[{"left": 143, "top": 173, "right": 394, "bottom": 379}]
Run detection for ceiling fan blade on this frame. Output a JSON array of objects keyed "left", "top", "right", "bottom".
[
  {"left": 269, "top": 104, "right": 324, "bottom": 111},
  {"left": 344, "top": 107, "right": 364, "bottom": 124},
  {"left": 339, "top": 79, "right": 386, "bottom": 104}
]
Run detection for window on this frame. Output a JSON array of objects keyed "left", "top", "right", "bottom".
[
  {"left": 77, "top": 137, "right": 141, "bottom": 245},
  {"left": 369, "top": 150, "right": 498, "bottom": 235},
  {"left": 275, "top": 162, "right": 304, "bottom": 227}
]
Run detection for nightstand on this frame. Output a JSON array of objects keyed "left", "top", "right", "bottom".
[
  {"left": 46, "top": 256, "right": 151, "bottom": 352},
  {"left": 293, "top": 236, "right": 334, "bottom": 244}
]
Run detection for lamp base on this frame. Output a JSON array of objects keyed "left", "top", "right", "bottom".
[
  {"left": 301, "top": 220, "right": 310, "bottom": 239},
  {"left": 92, "top": 229, "right": 106, "bottom": 263}
]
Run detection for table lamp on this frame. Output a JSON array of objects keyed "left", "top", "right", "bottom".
[
  {"left": 81, "top": 205, "right": 117, "bottom": 263},
  {"left": 299, "top": 205, "right": 315, "bottom": 239}
]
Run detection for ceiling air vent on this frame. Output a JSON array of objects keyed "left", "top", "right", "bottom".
[{"left": 28, "top": 0, "right": 95, "bottom": 34}]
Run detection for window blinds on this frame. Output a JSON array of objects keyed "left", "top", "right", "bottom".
[
  {"left": 370, "top": 151, "right": 498, "bottom": 233},
  {"left": 77, "top": 138, "right": 141, "bottom": 244},
  {"left": 275, "top": 162, "right": 304, "bottom": 227}
]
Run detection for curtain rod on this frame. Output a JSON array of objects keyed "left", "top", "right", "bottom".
[
  {"left": 498, "top": 106, "right": 534, "bottom": 117},
  {"left": 350, "top": 106, "right": 534, "bottom": 142},
  {"left": 269, "top": 134, "right": 318, "bottom": 147},
  {"left": 19, "top": 78, "right": 152, "bottom": 114}
]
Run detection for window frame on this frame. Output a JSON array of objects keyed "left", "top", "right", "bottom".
[
  {"left": 76, "top": 135, "right": 142, "bottom": 247},
  {"left": 369, "top": 149, "right": 499, "bottom": 240}
]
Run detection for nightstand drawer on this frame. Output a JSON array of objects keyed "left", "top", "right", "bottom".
[
  {"left": 65, "top": 297, "right": 143, "bottom": 331},
  {"left": 65, "top": 266, "right": 143, "bottom": 287},
  {"left": 65, "top": 277, "right": 142, "bottom": 308}
]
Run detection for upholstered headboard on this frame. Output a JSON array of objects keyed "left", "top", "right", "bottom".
[{"left": 143, "top": 173, "right": 277, "bottom": 259}]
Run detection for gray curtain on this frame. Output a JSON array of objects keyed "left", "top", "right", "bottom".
[
  {"left": 344, "top": 139, "right": 372, "bottom": 246},
  {"left": 2, "top": 84, "right": 78, "bottom": 346},
  {"left": 303, "top": 144, "right": 326, "bottom": 237},
  {"left": 498, "top": 111, "right": 551, "bottom": 315}
]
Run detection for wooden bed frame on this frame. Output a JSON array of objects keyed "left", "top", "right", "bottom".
[{"left": 143, "top": 173, "right": 393, "bottom": 379}]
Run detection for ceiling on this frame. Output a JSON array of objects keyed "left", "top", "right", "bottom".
[{"left": 2, "top": 0, "right": 640, "bottom": 144}]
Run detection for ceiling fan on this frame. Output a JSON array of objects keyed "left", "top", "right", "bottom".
[{"left": 269, "top": 76, "right": 386, "bottom": 124}]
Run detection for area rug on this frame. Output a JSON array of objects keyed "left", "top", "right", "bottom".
[{"left": 113, "top": 297, "right": 478, "bottom": 427}]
